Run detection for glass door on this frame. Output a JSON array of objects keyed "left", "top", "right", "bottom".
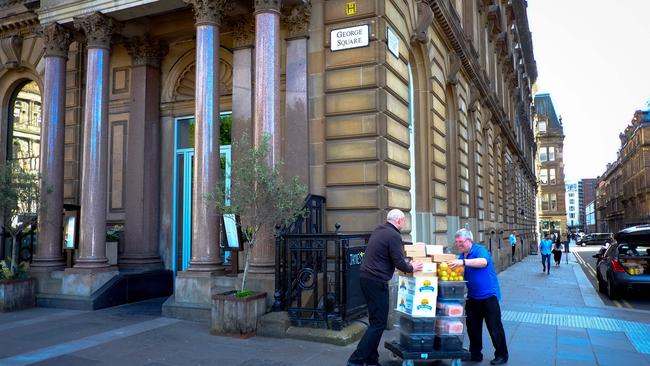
[{"left": 172, "top": 114, "right": 232, "bottom": 273}]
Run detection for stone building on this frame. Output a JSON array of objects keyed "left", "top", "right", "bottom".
[
  {"left": 581, "top": 178, "right": 597, "bottom": 232},
  {"left": 534, "top": 93, "right": 566, "bottom": 239},
  {"left": 0, "top": 0, "right": 537, "bottom": 317},
  {"left": 596, "top": 109, "right": 650, "bottom": 232}
]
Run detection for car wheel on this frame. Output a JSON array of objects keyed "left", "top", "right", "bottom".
[{"left": 606, "top": 274, "right": 621, "bottom": 300}]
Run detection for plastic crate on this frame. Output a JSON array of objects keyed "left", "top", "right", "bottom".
[
  {"left": 399, "top": 332, "right": 434, "bottom": 352},
  {"left": 399, "top": 314, "right": 435, "bottom": 334},
  {"left": 434, "top": 316, "right": 466, "bottom": 335},
  {"left": 438, "top": 280, "right": 467, "bottom": 299},
  {"left": 436, "top": 299, "right": 465, "bottom": 316},
  {"left": 434, "top": 334, "right": 464, "bottom": 351}
]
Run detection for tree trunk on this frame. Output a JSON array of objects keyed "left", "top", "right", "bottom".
[
  {"left": 241, "top": 245, "right": 251, "bottom": 291},
  {"left": 11, "top": 235, "right": 18, "bottom": 275}
]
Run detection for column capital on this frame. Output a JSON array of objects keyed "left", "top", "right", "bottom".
[
  {"left": 125, "top": 35, "right": 168, "bottom": 68},
  {"left": 73, "top": 12, "right": 120, "bottom": 49},
  {"left": 183, "top": 0, "right": 232, "bottom": 26},
  {"left": 231, "top": 16, "right": 255, "bottom": 49},
  {"left": 40, "top": 23, "right": 73, "bottom": 58},
  {"left": 255, "top": 0, "right": 282, "bottom": 14},
  {"left": 284, "top": 1, "right": 311, "bottom": 39}
]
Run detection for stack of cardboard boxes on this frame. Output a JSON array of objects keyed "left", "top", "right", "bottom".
[{"left": 396, "top": 243, "right": 457, "bottom": 317}]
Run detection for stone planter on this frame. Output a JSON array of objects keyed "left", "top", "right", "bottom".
[
  {"left": 211, "top": 290, "right": 267, "bottom": 338},
  {"left": 0, "top": 278, "right": 35, "bottom": 312}
]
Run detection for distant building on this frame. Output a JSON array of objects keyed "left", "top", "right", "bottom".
[
  {"left": 585, "top": 200, "right": 596, "bottom": 233},
  {"left": 580, "top": 178, "right": 597, "bottom": 231},
  {"left": 596, "top": 109, "right": 650, "bottom": 232},
  {"left": 535, "top": 94, "right": 567, "bottom": 239},
  {"left": 565, "top": 181, "right": 580, "bottom": 230}
]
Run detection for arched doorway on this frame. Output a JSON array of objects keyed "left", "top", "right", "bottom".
[{"left": 2, "top": 80, "right": 41, "bottom": 262}]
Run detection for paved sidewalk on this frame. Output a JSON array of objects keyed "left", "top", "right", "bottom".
[{"left": 1, "top": 253, "right": 649, "bottom": 366}]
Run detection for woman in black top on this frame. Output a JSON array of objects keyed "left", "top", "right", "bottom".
[{"left": 552, "top": 240, "right": 565, "bottom": 267}]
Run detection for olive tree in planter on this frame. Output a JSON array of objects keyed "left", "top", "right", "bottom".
[
  {"left": 209, "top": 134, "right": 306, "bottom": 337},
  {"left": 0, "top": 162, "right": 39, "bottom": 311}
]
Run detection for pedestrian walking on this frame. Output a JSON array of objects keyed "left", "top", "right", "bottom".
[
  {"left": 539, "top": 234, "right": 553, "bottom": 274},
  {"left": 552, "top": 240, "right": 564, "bottom": 267},
  {"left": 448, "top": 228, "right": 509, "bottom": 365},
  {"left": 347, "top": 209, "right": 423, "bottom": 366},
  {"left": 508, "top": 231, "right": 517, "bottom": 262}
]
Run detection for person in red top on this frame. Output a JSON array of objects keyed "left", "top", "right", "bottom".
[{"left": 347, "top": 209, "right": 423, "bottom": 366}]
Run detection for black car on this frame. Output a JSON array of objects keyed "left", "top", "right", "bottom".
[
  {"left": 578, "top": 232, "right": 613, "bottom": 247},
  {"left": 595, "top": 225, "right": 650, "bottom": 299}
]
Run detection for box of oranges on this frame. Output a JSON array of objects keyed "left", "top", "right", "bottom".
[{"left": 436, "top": 262, "right": 464, "bottom": 281}]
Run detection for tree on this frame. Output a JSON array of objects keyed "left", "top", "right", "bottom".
[
  {"left": 0, "top": 161, "right": 39, "bottom": 278},
  {"left": 209, "top": 133, "right": 306, "bottom": 294}
]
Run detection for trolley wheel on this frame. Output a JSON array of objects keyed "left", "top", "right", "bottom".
[
  {"left": 402, "top": 360, "right": 414, "bottom": 366},
  {"left": 451, "top": 359, "right": 462, "bottom": 366}
]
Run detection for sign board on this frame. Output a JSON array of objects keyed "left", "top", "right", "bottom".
[
  {"left": 331, "top": 24, "right": 369, "bottom": 51},
  {"left": 387, "top": 27, "right": 399, "bottom": 58},
  {"left": 346, "top": 1, "right": 356, "bottom": 15},
  {"left": 223, "top": 214, "right": 242, "bottom": 250}
]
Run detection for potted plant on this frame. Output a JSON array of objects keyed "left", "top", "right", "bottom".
[
  {"left": 0, "top": 162, "right": 39, "bottom": 311},
  {"left": 105, "top": 224, "right": 123, "bottom": 265},
  {"left": 208, "top": 133, "right": 306, "bottom": 337}
]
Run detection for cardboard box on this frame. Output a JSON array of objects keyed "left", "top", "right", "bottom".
[
  {"left": 395, "top": 292, "right": 437, "bottom": 317},
  {"left": 426, "top": 245, "right": 444, "bottom": 255},
  {"left": 399, "top": 261, "right": 437, "bottom": 276},
  {"left": 432, "top": 254, "right": 458, "bottom": 263},
  {"left": 404, "top": 244, "right": 426, "bottom": 258},
  {"left": 397, "top": 275, "right": 438, "bottom": 295}
]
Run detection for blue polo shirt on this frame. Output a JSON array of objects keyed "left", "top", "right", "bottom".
[
  {"left": 459, "top": 243, "right": 501, "bottom": 300},
  {"left": 539, "top": 239, "right": 553, "bottom": 255}
]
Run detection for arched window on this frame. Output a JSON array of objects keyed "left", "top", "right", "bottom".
[{"left": 7, "top": 81, "right": 41, "bottom": 173}]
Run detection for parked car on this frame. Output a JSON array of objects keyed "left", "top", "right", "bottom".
[
  {"left": 595, "top": 225, "right": 650, "bottom": 299},
  {"left": 577, "top": 232, "right": 613, "bottom": 247}
]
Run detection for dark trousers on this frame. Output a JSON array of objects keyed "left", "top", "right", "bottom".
[
  {"left": 348, "top": 277, "right": 388, "bottom": 365},
  {"left": 541, "top": 254, "right": 551, "bottom": 272},
  {"left": 466, "top": 296, "right": 509, "bottom": 360},
  {"left": 511, "top": 245, "right": 516, "bottom": 260}
]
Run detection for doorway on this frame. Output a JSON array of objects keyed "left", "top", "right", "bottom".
[{"left": 172, "top": 113, "right": 232, "bottom": 272}]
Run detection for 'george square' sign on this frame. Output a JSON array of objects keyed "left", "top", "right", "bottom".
[{"left": 331, "top": 24, "right": 369, "bottom": 51}]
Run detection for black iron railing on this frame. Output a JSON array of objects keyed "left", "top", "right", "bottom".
[{"left": 273, "top": 195, "right": 371, "bottom": 330}]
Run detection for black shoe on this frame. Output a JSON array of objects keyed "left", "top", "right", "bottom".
[
  {"left": 490, "top": 357, "right": 508, "bottom": 365},
  {"left": 470, "top": 354, "right": 483, "bottom": 362}
]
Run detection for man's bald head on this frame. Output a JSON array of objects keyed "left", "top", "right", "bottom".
[{"left": 387, "top": 209, "right": 406, "bottom": 231}]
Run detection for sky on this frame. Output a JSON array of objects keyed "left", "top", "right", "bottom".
[{"left": 526, "top": 0, "right": 650, "bottom": 182}]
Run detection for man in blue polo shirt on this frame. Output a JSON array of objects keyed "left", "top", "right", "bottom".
[{"left": 448, "top": 228, "right": 508, "bottom": 365}]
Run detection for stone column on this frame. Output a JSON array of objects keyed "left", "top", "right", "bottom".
[
  {"left": 73, "top": 12, "right": 119, "bottom": 269},
  {"left": 120, "top": 36, "right": 167, "bottom": 270},
  {"left": 231, "top": 17, "right": 255, "bottom": 145},
  {"left": 283, "top": 2, "right": 310, "bottom": 185},
  {"left": 249, "top": 0, "right": 282, "bottom": 275},
  {"left": 184, "top": 0, "right": 230, "bottom": 273},
  {"left": 31, "top": 23, "right": 72, "bottom": 271}
]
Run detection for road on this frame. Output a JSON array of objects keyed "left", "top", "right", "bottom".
[{"left": 572, "top": 245, "right": 650, "bottom": 311}]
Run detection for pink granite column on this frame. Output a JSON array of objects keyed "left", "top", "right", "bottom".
[
  {"left": 249, "top": 0, "right": 282, "bottom": 275},
  {"left": 31, "top": 23, "right": 72, "bottom": 271},
  {"left": 73, "top": 12, "right": 119, "bottom": 269},
  {"left": 184, "top": 0, "right": 231, "bottom": 273},
  {"left": 283, "top": 3, "right": 311, "bottom": 185},
  {"left": 120, "top": 36, "right": 167, "bottom": 270}
]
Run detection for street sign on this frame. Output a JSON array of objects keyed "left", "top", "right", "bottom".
[
  {"left": 387, "top": 26, "right": 399, "bottom": 58},
  {"left": 331, "top": 24, "right": 369, "bottom": 51}
]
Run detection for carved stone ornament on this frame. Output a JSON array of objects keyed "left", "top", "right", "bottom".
[
  {"left": 411, "top": 1, "right": 434, "bottom": 44},
  {"left": 40, "top": 23, "right": 72, "bottom": 58},
  {"left": 126, "top": 35, "right": 168, "bottom": 68},
  {"left": 231, "top": 16, "right": 255, "bottom": 48},
  {"left": 487, "top": 5, "right": 502, "bottom": 39},
  {"left": 255, "top": 0, "right": 282, "bottom": 14},
  {"left": 0, "top": 34, "right": 23, "bottom": 69},
  {"left": 183, "top": 0, "right": 232, "bottom": 25},
  {"left": 446, "top": 51, "right": 462, "bottom": 86},
  {"left": 73, "top": 12, "right": 121, "bottom": 49},
  {"left": 284, "top": 1, "right": 311, "bottom": 39}
]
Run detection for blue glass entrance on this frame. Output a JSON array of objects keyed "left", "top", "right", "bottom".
[{"left": 172, "top": 114, "right": 232, "bottom": 272}]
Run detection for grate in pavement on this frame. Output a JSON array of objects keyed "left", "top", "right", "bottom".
[{"left": 502, "top": 310, "right": 650, "bottom": 354}]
